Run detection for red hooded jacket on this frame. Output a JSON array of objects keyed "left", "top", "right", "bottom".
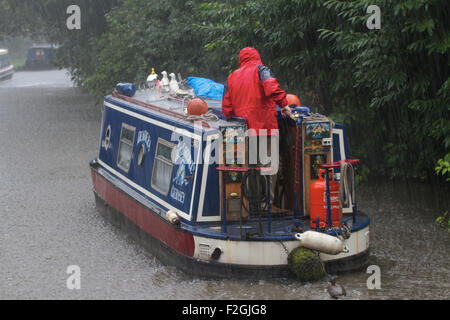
[{"left": 222, "top": 47, "right": 289, "bottom": 135}]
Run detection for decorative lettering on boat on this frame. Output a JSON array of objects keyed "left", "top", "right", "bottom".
[
  {"left": 170, "top": 186, "right": 185, "bottom": 204},
  {"left": 137, "top": 130, "right": 152, "bottom": 152}
]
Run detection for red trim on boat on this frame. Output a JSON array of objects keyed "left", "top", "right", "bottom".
[
  {"left": 318, "top": 159, "right": 360, "bottom": 169},
  {"left": 90, "top": 168, "right": 196, "bottom": 257},
  {"left": 216, "top": 166, "right": 273, "bottom": 173}
]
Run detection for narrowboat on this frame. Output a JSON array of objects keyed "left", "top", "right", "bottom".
[
  {"left": 24, "top": 45, "right": 55, "bottom": 70},
  {"left": 90, "top": 81, "right": 370, "bottom": 279},
  {"left": 0, "top": 49, "right": 14, "bottom": 81}
]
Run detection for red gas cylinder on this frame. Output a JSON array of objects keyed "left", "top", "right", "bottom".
[{"left": 310, "top": 169, "right": 340, "bottom": 228}]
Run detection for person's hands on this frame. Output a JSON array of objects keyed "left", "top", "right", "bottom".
[{"left": 281, "top": 106, "right": 292, "bottom": 118}]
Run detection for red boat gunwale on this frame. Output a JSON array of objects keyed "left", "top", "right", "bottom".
[{"left": 90, "top": 166, "right": 196, "bottom": 258}]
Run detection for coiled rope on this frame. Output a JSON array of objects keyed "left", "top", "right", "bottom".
[
  {"left": 339, "top": 161, "right": 355, "bottom": 208},
  {"left": 185, "top": 110, "right": 220, "bottom": 122},
  {"left": 335, "top": 162, "right": 355, "bottom": 240}
]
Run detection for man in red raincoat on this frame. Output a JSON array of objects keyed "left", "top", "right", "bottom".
[
  {"left": 222, "top": 47, "right": 291, "bottom": 213},
  {"left": 222, "top": 47, "right": 291, "bottom": 130}
]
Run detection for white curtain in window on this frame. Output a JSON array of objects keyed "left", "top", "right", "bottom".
[
  {"left": 118, "top": 142, "right": 133, "bottom": 171},
  {"left": 153, "top": 159, "right": 172, "bottom": 194}
]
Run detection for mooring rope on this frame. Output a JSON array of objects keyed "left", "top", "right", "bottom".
[
  {"left": 339, "top": 161, "right": 355, "bottom": 209},
  {"left": 185, "top": 109, "right": 220, "bottom": 122},
  {"left": 337, "top": 162, "right": 355, "bottom": 241}
]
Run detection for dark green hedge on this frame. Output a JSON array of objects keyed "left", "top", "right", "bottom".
[{"left": 1, "top": 0, "right": 448, "bottom": 183}]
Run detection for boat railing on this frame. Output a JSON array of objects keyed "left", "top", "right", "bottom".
[
  {"left": 216, "top": 166, "right": 275, "bottom": 237},
  {"left": 216, "top": 159, "right": 360, "bottom": 238}
]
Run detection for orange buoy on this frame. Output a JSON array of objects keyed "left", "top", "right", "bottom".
[
  {"left": 286, "top": 94, "right": 301, "bottom": 107},
  {"left": 187, "top": 98, "right": 208, "bottom": 116},
  {"left": 310, "top": 169, "right": 340, "bottom": 228}
]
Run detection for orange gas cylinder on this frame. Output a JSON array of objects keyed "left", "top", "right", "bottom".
[
  {"left": 286, "top": 94, "right": 301, "bottom": 106},
  {"left": 310, "top": 169, "right": 340, "bottom": 228},
  {"left": 187, "top": 98, "right": 208, "bottom": 116}
]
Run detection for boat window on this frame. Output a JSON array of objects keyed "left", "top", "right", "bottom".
[
  {"left": 117, "top": 123, "right": 136, "bottom": 172},
  {"left": 151, "top": 138, "right": 174, "bottom": 195}
]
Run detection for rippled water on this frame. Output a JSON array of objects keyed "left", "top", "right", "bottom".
[{"left": 0, "top": 71, "right": 448, "bottom": 299}]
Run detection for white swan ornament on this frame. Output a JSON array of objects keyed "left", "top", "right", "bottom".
[
  {"left": 161, "top": 71, "right": 170, "bottom": 86},
  {"left": 169, "top": 73, "right": 180, "bottom": 92}
]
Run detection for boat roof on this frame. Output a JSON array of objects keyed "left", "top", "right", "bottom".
[
  {"left": 29, "top": 44, "right": 57, "bottom": 49},
  {"left": 0, "top": 49, "right": 8, "bottom": 55},
  {"left": 106, "top": 89, "right": 246, "bottom": 132}
]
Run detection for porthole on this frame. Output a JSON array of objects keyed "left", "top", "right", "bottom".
[
  {"left": 105, "top": 125, "right": 111, "bottom": 150},
  {"left": 138, "top": 144, "right": 145, "bottom": 167}
]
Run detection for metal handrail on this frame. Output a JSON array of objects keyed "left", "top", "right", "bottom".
[{"left": 216, "top": 166, "right": 273, "bottom": 236}]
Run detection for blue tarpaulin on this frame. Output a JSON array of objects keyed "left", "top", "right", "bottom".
[
  {"left": 187, "top": 77, "right": 224, "bottom": 100},
  {"left": 115, "top": 83, "right": 136, "bottom": 97}
]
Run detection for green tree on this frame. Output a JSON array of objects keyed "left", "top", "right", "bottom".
[
  {"left": 319, "top": 0, "right": 449, "bottom": 181},
  {"left": 0, "top": 0, "right": 120, "bottom": 84},
  {"left": 200, "top": 0, "right": 449, "bottom": 182},
  {"left": 82, "top": 0, "right": 227, "bottom": 98},
  {"left": 1, "top": 0, "right": 448, "bottom": 185}
]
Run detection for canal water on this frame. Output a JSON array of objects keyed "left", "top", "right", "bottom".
[{"left": 0, "top": 70, "right": 448, "bottom": 299}]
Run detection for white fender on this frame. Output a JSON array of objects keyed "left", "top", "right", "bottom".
[
  {"left": 295, "top": 231, "right": 348, "bottom": 255},
  {"left": 166, "top": 210, "right": 180, "bottom": 225}
]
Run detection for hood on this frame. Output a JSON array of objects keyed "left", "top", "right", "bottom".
[{"left": 239, "top": 47, "right": 263, "bottom": 67}]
